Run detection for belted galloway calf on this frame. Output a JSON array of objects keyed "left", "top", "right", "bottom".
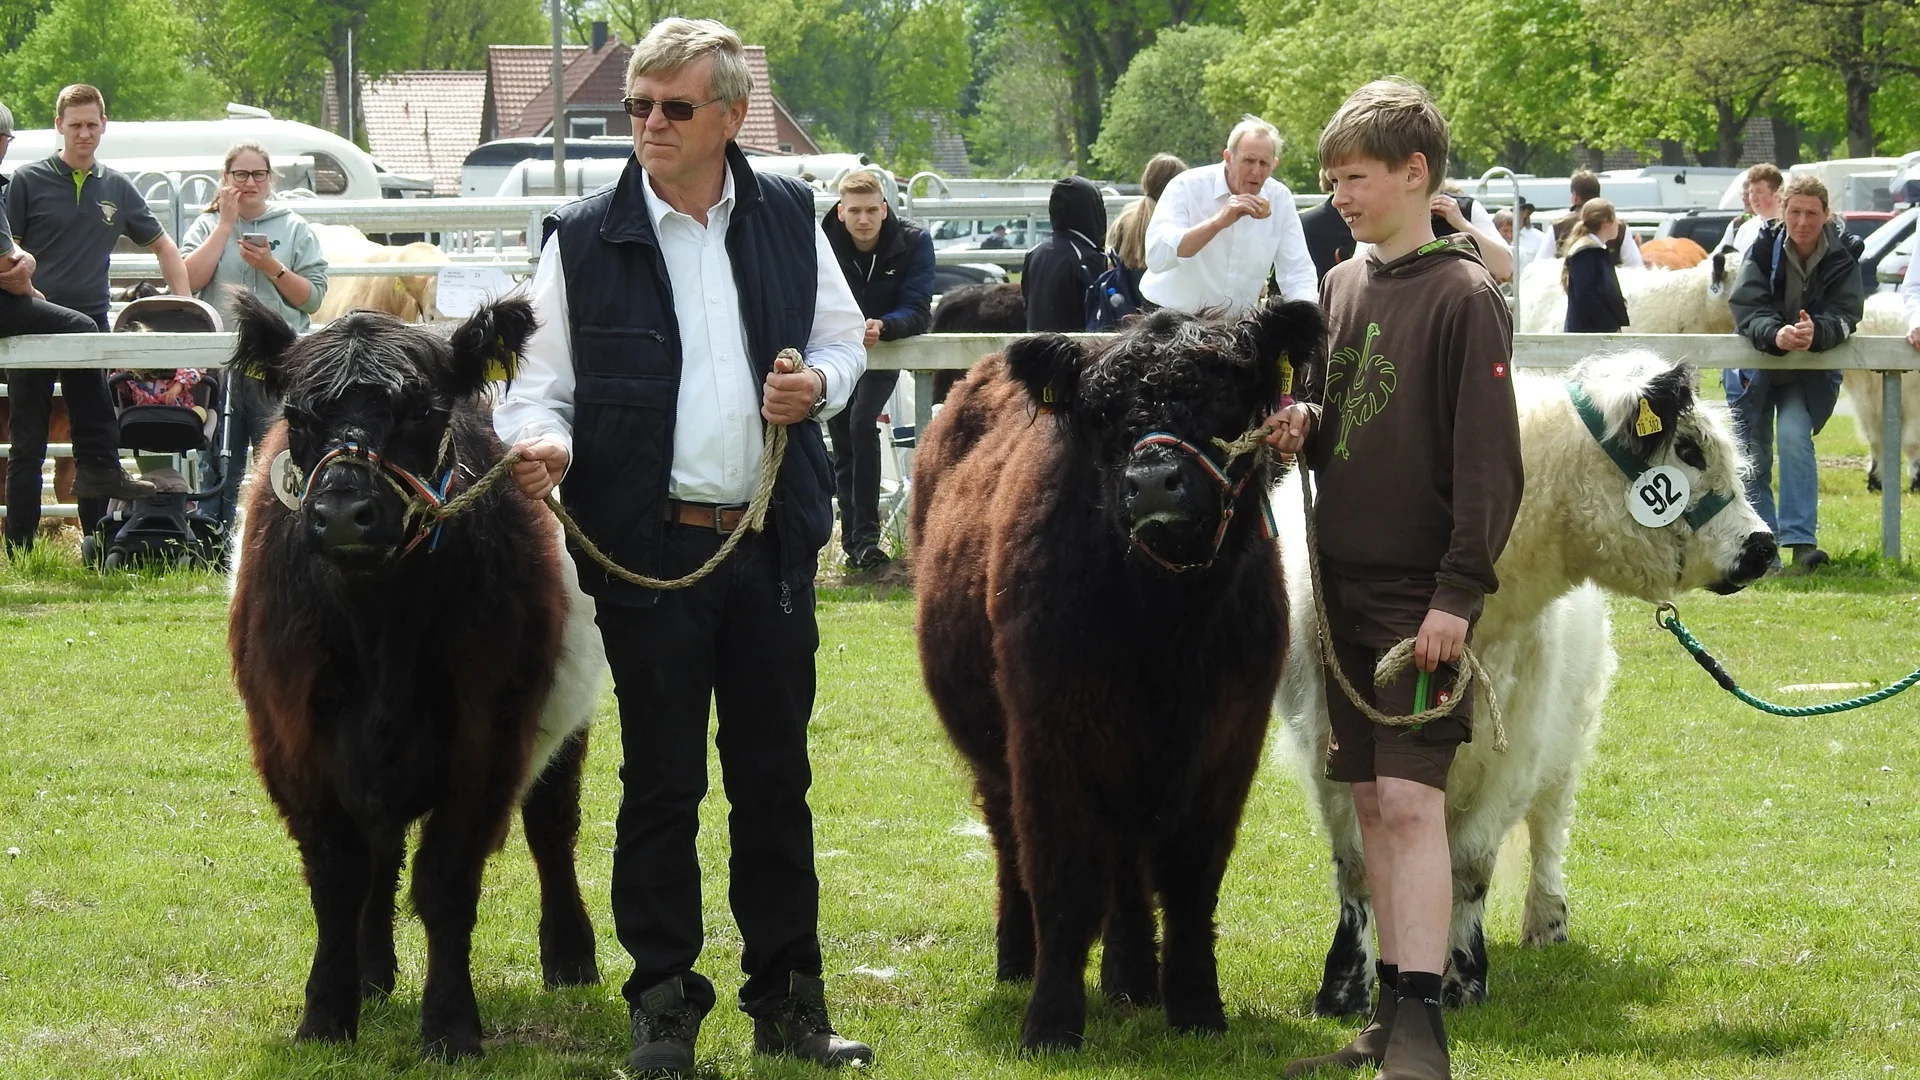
[
  {"left": 1274, "top": 354, "right": 1775, "bottom": 1015},
  {"left": 913, "top": 300, "right": 1325, "bottom": 1051},
  {"left": 226, "top": 292, "right": 606, "bottom": 1058}
]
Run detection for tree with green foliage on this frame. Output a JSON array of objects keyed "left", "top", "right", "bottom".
[
  {"left": 1090, "top": 24, "right": 1239, "bottom": 181},
  {"left": 0, "top": 0, "right": 225, "bottom": 123},
  {"left": 968, "top": 16, "right": 1076, "bottom": 176},
  {"left": 418, "top": 0, "right": 550, "bottom": 70},
  {"left": 1773, "top": 0, "right": 1920, "bottom": 156},
  {"left": 1009, "top": 0, "right": 1237, "bottom": 170},
  {"left": 203, "top": 0, "right": 426, "bottom": 139}
]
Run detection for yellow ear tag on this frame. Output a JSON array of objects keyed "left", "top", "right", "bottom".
[
  {"left": 1634, "top": 397, "right": 1663, "bottom": 438},
  {"left": 1038, "top": 384, "right": 1056, "bottom": 415},
  {"left": 483, "top": 348, "right": 518, "bottom": 383},
  {"left": 1279, "top": 356, "right": 1294, "bottom": 396}
]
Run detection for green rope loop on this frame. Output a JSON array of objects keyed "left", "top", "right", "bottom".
[{"left": 1656, "top": 602, "right": 1920, "bottom": 716}]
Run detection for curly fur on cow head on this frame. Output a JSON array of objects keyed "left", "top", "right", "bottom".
[
  {"left": 1004, "top": 300, "right": 1327, "bottom": 570},
  {"left": 1564, "top": 353, "right": 1775, "bottom": 596},
  {"left": 227, "top": 293, "right": 539, "bottom": 569}
]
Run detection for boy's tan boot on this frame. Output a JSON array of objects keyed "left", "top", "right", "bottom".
[
  {"left": 1378, "top": 973, "right": 1450, "bottom": 1080},
  {"left": 1282, "top": 962, "right": 1396, "bottom": 1077}
]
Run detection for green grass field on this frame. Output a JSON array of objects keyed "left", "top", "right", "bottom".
[{"left": 1, "top": 413, "right": 1917, "bottom": 1080}]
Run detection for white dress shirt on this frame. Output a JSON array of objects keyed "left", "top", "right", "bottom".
[
  {"left": 1140, "top": 162, "right": 1318, "bottom": 314},
  {"left": 1902, "top": 253, "right": 1920, "bottom": 333},
  {"left": 495, "top": 164, "right": 866, "bottom": 504}
]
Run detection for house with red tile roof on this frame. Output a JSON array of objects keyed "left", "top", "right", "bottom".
[{"left": 323, "top": 70, "right": 485, "bottom": 196}]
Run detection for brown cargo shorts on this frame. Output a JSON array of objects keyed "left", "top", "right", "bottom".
[{"left": 1322, "top": 635, "right": 1472, "bottom": 790}]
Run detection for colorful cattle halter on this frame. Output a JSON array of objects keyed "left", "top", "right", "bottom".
[
  {"left": 1126, "top": 430, "right": 1276, "bottom": 573},
  {"left": 297, "top": 426, "right": 458, "bottom": 557}
]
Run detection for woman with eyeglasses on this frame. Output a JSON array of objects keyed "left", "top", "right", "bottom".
[{"left": 180, "top": 140, "right": 329, "bottom": 532}]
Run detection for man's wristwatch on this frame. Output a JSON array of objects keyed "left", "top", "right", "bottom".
[{"left": 806, "top": 368, "right": 829, "bottom": 420}]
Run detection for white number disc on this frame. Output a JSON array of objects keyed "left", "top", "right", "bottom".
[
  {"left": 1628, "top": 465, "right": 1690, "bottom": 528},
  {"left": 270, "top": 450, "right": 305, "bottom": 510}
]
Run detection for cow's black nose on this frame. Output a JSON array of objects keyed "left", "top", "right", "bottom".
[
  {"left": 1711, "top": 531, "right": 1778, "bottom": 593},
  {"left": 307, "top": 490, "right": 380, "bottom": 549},
  {"left": 1124, "top": 459, "right": 1187, "bottom": 520}
]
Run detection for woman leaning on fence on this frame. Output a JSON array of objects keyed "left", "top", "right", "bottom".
[{"left": 179, "top": 140, "right": 329, "bottom": 530}]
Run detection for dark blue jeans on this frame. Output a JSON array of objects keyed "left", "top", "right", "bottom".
[{"left": 2, "top": 299, "right": 112, "bottom": 549}]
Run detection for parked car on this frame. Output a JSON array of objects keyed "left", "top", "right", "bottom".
[
  {"left": 933, "top": 261, "right": 1009, "bottom": 295},
  {"left": 928, "top": 217, "right": 1051, "bottom": 251},
  {"left": 1654, "top": 209, "right": 1739, "bottom": 251},
  {"left": 1864, "top": 206, "right": 1919, "bottom": 289}
]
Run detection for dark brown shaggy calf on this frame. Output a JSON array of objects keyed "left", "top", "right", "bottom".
[
  {"left": 227, "top": 294, "right": 600, "bottom": 1059},
  {"left": 912, "top": 300, "right": 1325, "bottom": 1051}
]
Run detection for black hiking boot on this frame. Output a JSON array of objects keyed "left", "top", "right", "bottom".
[
  {"left": 744, "top": 972, "right": 874, "bottom": 1068},
  {"left": 627, "top": 975, "right": 707, "bottom": 1078},
  {"left": 73, "top": 462, "right": 155, "bottom": 501}
]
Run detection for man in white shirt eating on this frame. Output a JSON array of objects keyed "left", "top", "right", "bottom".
[{"left": 1140, "top": 115, "right": 1319, "bottom": 314}]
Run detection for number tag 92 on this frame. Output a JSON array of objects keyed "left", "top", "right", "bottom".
[{"left": 1628, "top": 465, "right": 1690, "bottom": 528}]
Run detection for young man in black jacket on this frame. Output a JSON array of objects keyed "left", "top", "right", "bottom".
[{"left": 820, "top": 169, "right": 934, "bottom": 570}]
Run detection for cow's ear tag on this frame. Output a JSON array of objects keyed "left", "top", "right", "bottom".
[
  {"left": 1627, "top": 464, "right": 1689, "bottom": 528},
  {"left": 1038, "top": 384, "right": 1056, "bottom": 414},
  {"left": 1634, "top": 397, "right": 1663, "bottom": 437},
  {"left": 1278, "top": 353, "right": 1294, "bottom": 396},
  {"left": 483, "top": 337, "right": 518, "bottom": 383},
  {"left": 269, "top": 450, "right": 305, "bottom": 510}
]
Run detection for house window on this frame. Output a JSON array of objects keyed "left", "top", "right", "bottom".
[
  {"left": 570, "top": 117, "right": 608, "bottom": 139},
  {"left": 779, "top": 143, "right": 794, "bottom": 153}
]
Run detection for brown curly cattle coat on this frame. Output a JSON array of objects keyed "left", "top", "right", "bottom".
[
  {"left": 913, "top": 301, "right": 1325, "bottom": 1051},
  {"left": 227, "top": 294, "right": 599, "bottom": 1060}
]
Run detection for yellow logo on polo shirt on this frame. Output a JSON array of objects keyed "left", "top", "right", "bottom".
[{"left": 99, "top": 200, "right": 118, "bottom": 224}]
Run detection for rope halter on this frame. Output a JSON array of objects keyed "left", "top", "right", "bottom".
[
  {"left": 297, "top": 425, "right": 459, "bottom": 558},
  {"left": 1124, "top": 429, "right": 1277, "bottom": 573}
]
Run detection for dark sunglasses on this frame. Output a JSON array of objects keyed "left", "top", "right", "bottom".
[
  {"left": 227, "top": 169, "right": 273, "bottom": 183},
  {"left": 622, "top": 97, "right": 720, "bottom": 122}
]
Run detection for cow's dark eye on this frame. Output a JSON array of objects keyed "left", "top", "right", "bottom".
[
  {"left": 1676, "top": 436, "right": 1707, "bottom": 470},
  {"left": 412, "top": 399, "right": 437, "bottom": 423}
]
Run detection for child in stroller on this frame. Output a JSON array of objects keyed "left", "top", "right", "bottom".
[{"left": 81, "top": 297, "right": 232, "bottom": 570}]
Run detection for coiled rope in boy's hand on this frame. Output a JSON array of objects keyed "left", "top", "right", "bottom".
[{"left": 1296, "top": 464, "right": 1507, "bottom": 753}]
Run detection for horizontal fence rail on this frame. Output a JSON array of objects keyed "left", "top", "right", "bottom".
[{"left": 1, "top": 331, "right": 1910, "bottom": 558}]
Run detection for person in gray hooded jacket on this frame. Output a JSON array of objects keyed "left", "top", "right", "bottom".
[{"left": 180, "top": 140, "right": 329, "bottom": 529}]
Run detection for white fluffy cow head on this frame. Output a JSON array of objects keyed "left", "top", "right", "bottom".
[{"left": 1551, "top": 353, "right": 1776, "bottom": 598}]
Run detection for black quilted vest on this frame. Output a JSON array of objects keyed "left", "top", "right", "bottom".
[{"left": 543, "top": 144, "right": 830, "bottom": 607}]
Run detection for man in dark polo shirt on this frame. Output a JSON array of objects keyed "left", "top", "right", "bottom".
[{"left": 4, "top": 84, "right": 188, "bottom": 549}]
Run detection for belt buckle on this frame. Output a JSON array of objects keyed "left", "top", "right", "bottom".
[{"left": 712, "top": 504, "right": 744, "bottom": 534}]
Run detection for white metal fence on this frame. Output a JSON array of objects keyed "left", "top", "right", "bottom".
[{"left": 2, "top": 330, "right": 1910, "bottom": 557}]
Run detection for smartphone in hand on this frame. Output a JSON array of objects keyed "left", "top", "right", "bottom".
[{"left": 241, "top": 233, "right": 270, "bottom": 248}]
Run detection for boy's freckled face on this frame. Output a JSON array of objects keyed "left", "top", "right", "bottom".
[{"left": 1328, "top": 155, "right": 1405, "bottom": 244}]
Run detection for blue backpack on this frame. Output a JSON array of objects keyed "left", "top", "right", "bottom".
[{"left": 1084, "top": 248, "right": 1144, "bottom": 331}]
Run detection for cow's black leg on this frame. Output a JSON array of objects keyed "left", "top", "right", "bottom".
[
  {"left": 979, "top": 772, "right": 1034, "bottom": 982},
  {"left": 412, "top": 797, "right": 508, "bottom": 1059},
  {"left": 1016, "top": 771, "right": 1107, "bottom": 1052},
  {"left": 1443, "top": 854, "right": 1494, "bottom": 1007},
  {"left": 1151, "top": 824, "right": 1229, "bottom": 1035},
  {"left": 1100, "top": 849, "right": 1159, "bottom": 1008},
  {"left": 291, "top": 798, "right": 371, "bottom": 1043},
  {"left": 358, "top": 824, "right": 405, "bottom": 1000},
  {"left": 1316, "top": 840, "right": 1377, "bottom": 1017},
  {"left": 522, "top": 729, "right": 599, "bottom": 987}
]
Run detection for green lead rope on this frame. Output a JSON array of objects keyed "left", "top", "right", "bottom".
[{"left": 1656, "top": 602, "right": 1920, "bottom": 716}]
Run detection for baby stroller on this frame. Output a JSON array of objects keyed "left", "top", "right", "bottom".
[{"left": 80, "top": 296, "right": 232, "bottom": 570}]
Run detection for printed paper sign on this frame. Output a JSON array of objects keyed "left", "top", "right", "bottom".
[{"left": 435, "top": 266, "right": 523, "bottom": 320}]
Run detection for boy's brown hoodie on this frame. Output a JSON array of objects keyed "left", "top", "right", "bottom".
[{"left": 1303, "top": 235, "right": 1523, "bottom": 642}]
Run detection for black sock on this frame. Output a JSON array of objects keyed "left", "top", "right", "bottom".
[
  {"left": 1374, "top": 961, "right": 1399, "bottom": 1004},
  {"left": 1396, "top": 970, "right": 1443, "bottom": 1005}
]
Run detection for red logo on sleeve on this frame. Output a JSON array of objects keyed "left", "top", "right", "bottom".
[{"left": 1492, "top": 361, "right": 1508, "bottom": 378}]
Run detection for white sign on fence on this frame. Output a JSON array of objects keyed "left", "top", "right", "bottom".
[{"left": 434, "top": 266, "right": 524, "bottom": 320}]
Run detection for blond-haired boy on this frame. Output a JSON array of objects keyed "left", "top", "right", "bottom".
[{"left": 1267, "top": 79, "right": 1522, "bottom": 1080}]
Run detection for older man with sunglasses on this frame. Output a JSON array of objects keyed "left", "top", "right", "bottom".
[{"left": 495, "top": 17, "right": 871, "bottom": 1077}]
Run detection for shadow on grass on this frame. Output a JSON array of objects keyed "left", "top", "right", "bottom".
[
  {"left": 0, "top": 531, "right": 225, "bottom": 607},
  {"left": 1454, "top": 941, "right": 1833, "bottom": 1064},
  {"left": 1748, "top": 549, "right": 1920, "bottom": 595},
  {"left": 235, "top": 983, "right": 626, "bottom": 1079},
  {"left": 960, "top": 978, "right": 1321, "bottom": 1077}
]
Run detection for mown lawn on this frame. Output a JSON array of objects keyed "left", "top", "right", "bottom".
[{"left": 0, "top": 413, "right": 1916, "bottom": 1080}]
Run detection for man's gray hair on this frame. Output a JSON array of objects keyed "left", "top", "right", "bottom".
[
  {"left": 0, "top": 101, "right": 13, "bottom": 135},
  {"left": 628, "top": 17, "right": 752, "bottom": 104},
  {"left": 1227, "top": 114, "right": 1282, "bottom": 156}
]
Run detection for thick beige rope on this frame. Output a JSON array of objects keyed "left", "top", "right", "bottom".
[
  {"left": 417, "top": 350, "right": 798, "bottom": 592},
  {"left": 1296, "top": 464, "right": 1507, "bottom": 753}
]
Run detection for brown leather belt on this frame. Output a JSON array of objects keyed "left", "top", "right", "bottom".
[{"left": 664, "top": 499, "right": 747, "bottom": 533}]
